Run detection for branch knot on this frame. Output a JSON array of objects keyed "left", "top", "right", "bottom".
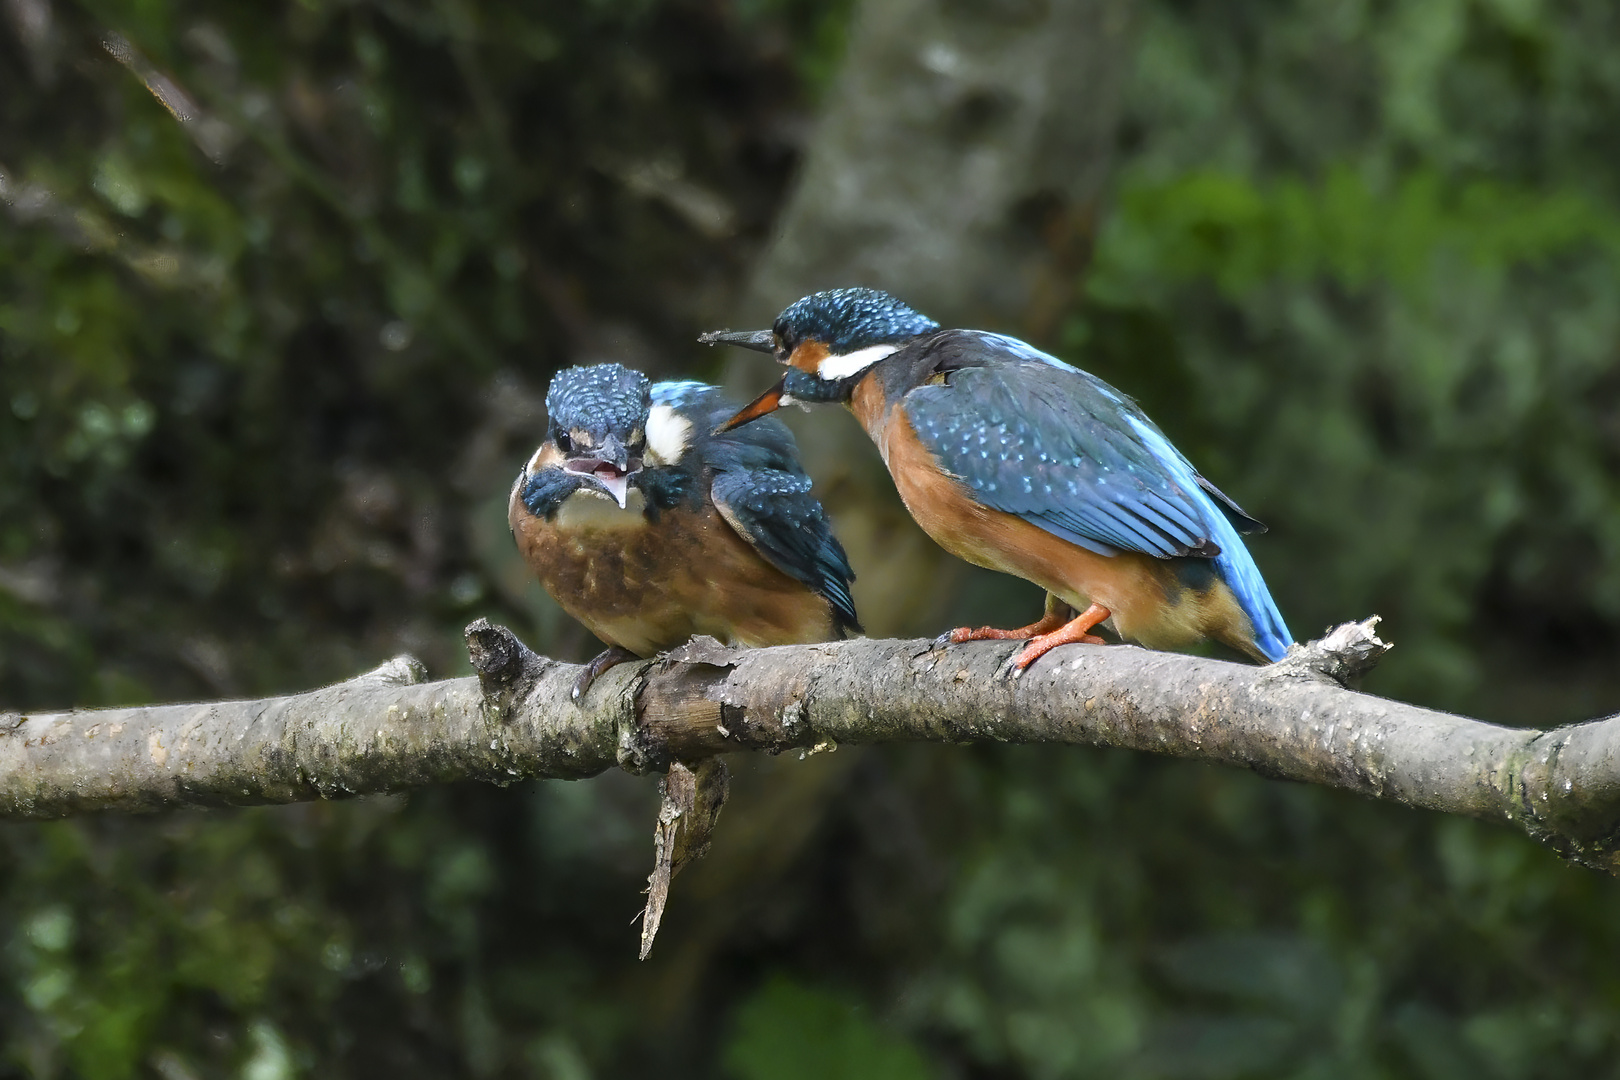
[
  {"left": 1270, "top": 617, "right": 1391, "bottom": 689},
  {"left": 465, "top": 618, "right": 551, "bottom": 721}
]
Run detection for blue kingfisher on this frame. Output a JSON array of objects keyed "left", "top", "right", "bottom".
[
  {"left": 510, "top": 363, "right": 860, "bottom": 698},
  {"left": 701, "top": 287, "right": 1291, "bottom": 672}
]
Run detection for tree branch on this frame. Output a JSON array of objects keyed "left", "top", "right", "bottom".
[{"left": 5, "top": 619, "right": 1619, "bottom": 874}]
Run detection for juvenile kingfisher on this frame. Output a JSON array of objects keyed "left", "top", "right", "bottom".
[
  {"left": 509, "top": 363, "right": 860, "bottom": 698},
  {"left": 701, "top": 287, "right": 1291, "bottom": 672}
]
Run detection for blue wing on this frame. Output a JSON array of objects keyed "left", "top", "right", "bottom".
[
  {"left": 906, "top": 355, "right": 1219, "bottom": 559},
  {"left": 710, "top": 469, "right": 860, "bottom": 636}
]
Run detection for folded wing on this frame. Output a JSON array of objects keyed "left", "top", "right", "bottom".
[{"left": 906, "top": 354, "right": 1256, "bottom": 560}]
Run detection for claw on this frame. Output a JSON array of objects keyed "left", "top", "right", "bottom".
[
  {"left": 934, "top": 602, "right": 1111, "bottom": 676},
  {"left": 1003, "top": 603, "right": 1111, "bottom": 674},
  {"left": 912, "top": 638, "right": 947, "bottom": 660},
  {"left": 571, "top": 645, "right": 639, "bottom": 705},
  {"left": 939, "top": 611, "right": 1068, "bottom": 646}
]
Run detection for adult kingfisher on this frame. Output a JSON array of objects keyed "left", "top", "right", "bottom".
[{"left": 701, "top": 287, "right": 1290, "bottom": 673}]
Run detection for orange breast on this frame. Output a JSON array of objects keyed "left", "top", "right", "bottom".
[
  {"left": 508, "top": 481, "right": 838, "bottom": 656},
  {"left": 861, "top": 399, "right": 1258, "bottom": 657}
]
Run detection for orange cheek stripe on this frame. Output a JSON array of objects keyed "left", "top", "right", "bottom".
[{"left": 789, "top": 340, "right": 830, "bottom": 374}]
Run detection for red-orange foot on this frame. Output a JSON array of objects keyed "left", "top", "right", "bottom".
[
  {"left": 939, "top": 610, "right": 1068, "bottom": 647},
  {"left": 1005, "top": 603, "right": 1112, "bottom": 676}
]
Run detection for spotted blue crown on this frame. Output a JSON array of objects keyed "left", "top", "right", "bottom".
[
  {"left": 546, "top": 363, "right": 652, "bottom": 438},
  {"left": 774, "top": 287, "right": 940, "bottom": 353}
]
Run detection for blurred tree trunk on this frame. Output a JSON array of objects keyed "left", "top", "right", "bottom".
[
  {"left": 726, "top": 0, "right": 1137, "bottom": 638},
  {"left": 690, "top": 0, "right": 1139, "bottom": 1011}
]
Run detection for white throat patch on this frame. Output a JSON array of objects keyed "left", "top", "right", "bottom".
[
  {"left": 644, "top": 404, "right": 692, "bottom": 466},
  {"left": 817, "top": 342, "right": 899, "bottom": 381}
]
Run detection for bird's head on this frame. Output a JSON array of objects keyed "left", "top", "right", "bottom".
[
  {"left": 700, "top": 287, "right": 939, "bottom": 431},
  {"left": 542, "top": 363, "right": 652, "bottom": 508}
]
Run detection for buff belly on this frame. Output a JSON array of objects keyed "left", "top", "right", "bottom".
[{"left": 509, "top": 486, "right": 838, "bottom": 656}]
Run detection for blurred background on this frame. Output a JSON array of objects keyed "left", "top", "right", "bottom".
[{"left": 4, "top": 0, "right": 1620, "bottom": 1076}]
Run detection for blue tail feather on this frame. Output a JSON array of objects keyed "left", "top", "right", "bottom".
[
  {"left": 1203, "top": 498, "right": 1293, "bottom": 662},
  {"left": 1125, "top": 417, "right": 1292, "bottom": 662}
]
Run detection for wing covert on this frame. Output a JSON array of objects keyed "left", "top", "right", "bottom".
[
  {"left": 710, "top": 469, "right": 860, "bottom": 635},
  {"left": 904, "top": 358, "right": 1227, "bottom": 560}
]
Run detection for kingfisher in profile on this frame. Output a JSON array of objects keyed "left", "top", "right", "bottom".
[
  {"left": 701, "top": 287, "right": 1291, "bottom": 673},
  {"left": 509, "top": 363, "right": 860, "bottom": 699}
]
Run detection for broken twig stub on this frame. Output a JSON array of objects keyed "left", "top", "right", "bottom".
[{"left": 639, "top": 758, "right": 730, "bottom": 960}]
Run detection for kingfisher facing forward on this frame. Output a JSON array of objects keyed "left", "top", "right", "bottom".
[
  {"left": 701, "top": 287, "right": 1291, "bottom": 672},
  {"left": 509, "top": 363, "right": 860, "bottom": 698}
]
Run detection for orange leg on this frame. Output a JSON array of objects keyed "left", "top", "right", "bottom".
[
  {"left": 1006, "top": 603, "right": 1112, "bottom": 674},
  {"left": 945, "top": 609, "right": 1069, "bottom": 645}
]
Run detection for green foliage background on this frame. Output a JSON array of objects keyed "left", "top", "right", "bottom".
[{"left": 3, "top": 0, "right": 1620, "bottom": 1077}]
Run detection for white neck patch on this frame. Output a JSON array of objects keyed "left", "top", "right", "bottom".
[
  {"left": 644, "top": 404, "right": 692, "bottom": 466},
  {"left": 817, "top": 342, "right": 899, "bottom": 381}
]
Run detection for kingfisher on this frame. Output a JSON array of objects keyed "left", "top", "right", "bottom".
[
  {"left": 701, "top": 287, "right": 1291, "bottom": 673},
  {"left": 509, "top": 363, "right": 860, "bottom": 699}
]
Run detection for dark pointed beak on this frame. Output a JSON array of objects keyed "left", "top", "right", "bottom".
[
  {"left": 698, "top": 328, "right": 775, "bottom": 353},
  {"left": 594, "top": 434, "right": 631, "bottom": 471},
  {"left": 563, "top": 433, "right": 637, "bottom": 509},
  {"left": 714, "top": 376, "right": 787, "bottom": 434}
]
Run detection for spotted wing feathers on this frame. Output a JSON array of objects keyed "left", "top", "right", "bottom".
[
  {"left": 710, "top": 470, "right": 860, "bottom": 637},
  {"left": 906, "top": 356, "right": 1225, "bottom": 559}
]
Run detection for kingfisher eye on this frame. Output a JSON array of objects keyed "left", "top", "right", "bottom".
[
  {"left": 773, "top": 335, "right": 791, "bottom": 363},
  {"left": 556, "top": 432, "right": 572, "bottom": 452}
]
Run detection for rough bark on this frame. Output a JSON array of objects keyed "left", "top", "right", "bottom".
[
  {"left": 0, "top": 633, "right": 623, "bottom": 819},
  {"left": 6, "top": 619, "right": 1620, "bottom": 875}
]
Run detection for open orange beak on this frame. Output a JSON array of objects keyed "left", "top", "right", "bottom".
[{"left": 714, "top": 375, "right": 787, "bottom": 434}]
